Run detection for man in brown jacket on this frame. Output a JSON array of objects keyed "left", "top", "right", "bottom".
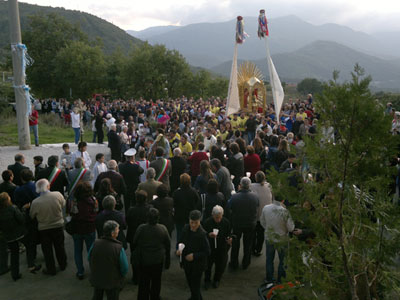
[{"left": 136, "top": 168, "right": 163, "bottom": 202}]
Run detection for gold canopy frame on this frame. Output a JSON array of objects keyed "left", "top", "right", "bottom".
[{"left": 237, "top": 61, "right": 267, "bottom": 113}]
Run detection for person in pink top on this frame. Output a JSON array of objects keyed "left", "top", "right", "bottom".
[{"left": 157, "top": 110, "right": 170, "bottom": 126}]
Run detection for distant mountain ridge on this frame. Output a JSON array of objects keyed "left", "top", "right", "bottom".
[
  {"left": 210, "top": 40, "right": 400, "bottom": 90},
  {"left": 128, "top": 15, "right": 400, "bottom": 68},
  {"left": 0, "top": 1, "right": 141, "bottom": 56}
]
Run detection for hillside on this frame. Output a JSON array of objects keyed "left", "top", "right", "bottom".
[
  {"left": 129, "top": 15, "right": 399, "bottom": 68},
  {"left": 210, "top": 41, "right": 400, "bottom": 90},
  {"left": 0, "top": 1, "right": 141, "bottom": 57}
]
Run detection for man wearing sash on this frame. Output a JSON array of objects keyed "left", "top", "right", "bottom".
[
  {"left": 36, "top": 156, "right": 68, "bottom": 197},
  {"left": 118, "top": 149, "right": 144, "bottom": 215},
  {"left": 150, "top": 147, "right": 172, "bottom": 190},
  {"left": 67, "top": 158, "right": 91, "bottom": 203}
]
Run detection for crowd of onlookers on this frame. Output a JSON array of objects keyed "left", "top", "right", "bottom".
[{"left": 4, "top": 94, "right": 399, "bottom": 300}]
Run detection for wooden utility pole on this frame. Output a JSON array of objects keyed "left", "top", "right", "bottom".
[{"left": 9, "top": 0, "right": 31, "bottom": 149}]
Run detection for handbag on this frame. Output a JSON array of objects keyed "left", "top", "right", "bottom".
[{"left": 65, "top": 218, "right": 76, "bottom": 235}]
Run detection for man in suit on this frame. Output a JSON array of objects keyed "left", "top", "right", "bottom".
[
  {"left": 118, "top": 148, "right": 144, "bottom": 215},
  {"left": 36, "top": 156, "right": 68, "bottom": 197},
  {"left": 136, "top": 168, "right": 163, "bottom": 203},
  {"left": 210, "top": 158, "right": 233, "bottom": 201},
  {"left": 7, "top": 154, "right": 29, "bottom": 186},
  {"left": 94, "top": 160, "right": 126, "bottom": 204},
  {"left": 108, "top": 124, "right": 121, "bottom": 162},
  {"left": 149, "top": 147, "right": 172, "bottom": 189}
]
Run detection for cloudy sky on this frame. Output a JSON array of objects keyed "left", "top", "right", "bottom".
[{"left": 21, "top": 0, "right": 400, "bottom": 33}]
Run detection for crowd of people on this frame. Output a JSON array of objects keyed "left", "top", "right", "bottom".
[{"left": 1, "top": 93, "right": 377, "bottom": 300}]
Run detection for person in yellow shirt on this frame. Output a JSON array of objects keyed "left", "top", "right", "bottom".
[
  {"left": 238, "top": 112, "right": 248, "bottom": 132},
  {"left": 296, "top": 108, "right": 307, "bottom": 121},
  {"left": 179, "top": 134, "right": 193, "bottom": 154},
  {"left": 230, "top": 114, "right": 240, "bottom": 130}
]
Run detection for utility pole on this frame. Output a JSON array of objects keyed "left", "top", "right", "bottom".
[{"left": 9, "top": 0, "right": 31, "bottom": 150}]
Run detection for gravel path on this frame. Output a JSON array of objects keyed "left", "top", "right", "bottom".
[{"left": 0, "top": 143, "right": 110, "bottom": 180}]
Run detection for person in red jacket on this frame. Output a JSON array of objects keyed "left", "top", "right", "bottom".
[
  {"left": 188, "top": 142, "right": 209, "bottom": 184},
  {"left": 29, "top": 107, "right": 39, "bottom": 146},
  {"left": 244, "top": 145, "right": 261, "bottom": 182}
]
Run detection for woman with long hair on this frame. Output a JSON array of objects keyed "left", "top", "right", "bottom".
[
  {"left": 275, "top": 139, "right": 290, "bottom": 170},
  {"left": 95, "top": 178, "right": 121, "bottom": 211},
  {"left": 194, "top": 160, "right": 216, "bottom": 195},
  {"left": 71, "top": 182, "right": 98, "bottom": 280}
]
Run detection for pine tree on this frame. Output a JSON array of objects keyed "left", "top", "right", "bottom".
[{"left": 270, "top": 65, "right": 400, "bottom": 299}]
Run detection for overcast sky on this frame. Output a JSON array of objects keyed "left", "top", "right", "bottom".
[{"left": 20, "top": 0, "right": 400, "bottom": 33}]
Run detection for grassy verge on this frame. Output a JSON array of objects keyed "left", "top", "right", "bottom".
[{"left": 0, "top": 113, "right": 105, "bottom": 146}]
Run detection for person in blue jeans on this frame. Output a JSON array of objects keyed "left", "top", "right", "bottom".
[
  {"left": 71, "top": 108, "right": 81, "bottom": 145},
  {"left": 70, "top": 182, "right": 98, "bottom": 280},
  {"left": 260, "top": 199, "right": 294, "bottom": 283}
]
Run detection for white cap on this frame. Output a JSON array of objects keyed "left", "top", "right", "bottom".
[
  {"left": 106, "top": 113, "right": 112, "bottom": 119},
  {"left": 124, "top": 148, "right": 137, "bottom": 157}
]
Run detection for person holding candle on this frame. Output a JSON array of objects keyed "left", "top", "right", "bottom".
[
  {"left": 202, "top": 205, "right": 232, "bottom": 289},
  {"left": 176, "top": 210, "right": 210, "bottom": 300}
]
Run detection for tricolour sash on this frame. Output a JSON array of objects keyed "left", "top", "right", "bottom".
[
  {"left": 48, "top": 167, "right": 62, "bottom": 187},
  {"left": 155, "top": 159, "right": 169, "bottom": 181},
  {"left": 69, "top": 168, "right": 87, "bottom": 194}
]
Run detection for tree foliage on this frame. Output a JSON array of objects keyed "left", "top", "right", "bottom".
[
  {"left": 297, "top": 77, "right": 323, "bottom": 95},
  {"left": 270, "top": 65, "right": 400, "bottom": 299}
]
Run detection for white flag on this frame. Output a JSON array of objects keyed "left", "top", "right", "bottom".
[
  {"left": 226, "top": 43, "right": 241, "bottom": 116},
  {"left": 265, "top": 39, "right": 284, "bottom": 123}
]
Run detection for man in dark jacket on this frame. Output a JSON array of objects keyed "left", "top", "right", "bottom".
[
  {"left": 89, "top": 220, "right": 129, "bottom": 300},
  {"left": 177, "top": 210, "right": 210, "bottom": 300},
  {"left": 132, "top": 208, "right": 171, "bottom": 300},
  {"left": 226, "top": 143, "right": 244, "bottom": 190},
  {"left": 210, "top": 158, "right": 233, "bottom": 201},
  {"left": 173, "top": 173, "right": 200, "bottom": 248},
  {"left": 94, "top": 160, "right": 126, "bottom": 203},
  {"left": 150, "top": 184, "right": 174, "bottom": 236},
  {"left": 36, "top": 155, "right": 68, "bottom": 196},
  {"left": 228, "top": 177, "right": 259, "bottom": 270},
  {"left": 0, "top": 170, "right": 17, "bottom": 203},
  {"left": 203, "top": 205, "right": 232, "bottom": 289},
  {"left": 126, "top": 190, "right": 151, "bottom": 284},
  {"left": 7, "top": 153, "right": 29, "bottom": 186},
  {"left": 118, "top": 148, "right": 143, "bottom": 215},
  {"left": 108, "top": 124, "right": 121, "bottom": 162},
  {"left": 170, "top": 148, "right": 187, "bottom": 194}
]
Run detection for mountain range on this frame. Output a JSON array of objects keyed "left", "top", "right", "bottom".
[
  {"left": 128, "top": 16, "right": 400, "bottom": 90},
  {"left": 0, "top": 1, "right": 141, "bottom": 56}
]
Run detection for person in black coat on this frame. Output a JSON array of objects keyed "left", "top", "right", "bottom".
[
  {"left": 36, "top": 156, "right": 68, "bottom": 197},
  {"left": 95, "top": 195, "right": 127, "bottom": 249},
  {"left": 107, "top": 124, "right": 122, "bottom": 162},
  {"left": 7, "top": 154, "right": 29, "bottom": 186},
  {"left": 118, "top": 149, "right": 144, "bottom": 214},
  {"left": 170, "top": 148, "right": 187, "bottom": 194},
  {"left": 176, "top": 210, "right": 210, "bottom": 300},
  {"left": 0, "top": 170, "right": 17, "bottom": 203},
  {"left": 173, "top": 174, "right": 200, "bottom": 248},
  {"left": 94, "top": 160, "right": 127, "bottom": 204},
  {"left": 0, "top": 192, "right": 41, "bottom": 281},
  {"left": 226, "top": 143, "right": 244, "bottom": 190},
  {"left": 126, "top": 190, "right": 151, "bottom": 284},
  {"left": 150, "top": 184, "right": 174, "bottom": 237},
  {"left": 132, "top": 208, "right": 171, "bottom": 300},
  {"left": 203, "top": 205, "right": 232, "bottom": 289},
  {"left": 95, "top": 111, "right": 105, "bottom": 144},
  {"left": 228, "top": 177, "right": 259, "bottom": 271},
  {"left": 197, "top": 179, "right": 226, "bottom": 222}
]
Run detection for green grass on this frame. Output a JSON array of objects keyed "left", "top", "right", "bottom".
[{"left": 0, "top": 114, "right": 104, "bottom": 146}]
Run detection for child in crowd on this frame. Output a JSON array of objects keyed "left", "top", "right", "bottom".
[
  {"left": 33, "top": 156, "right": 46, "bottom": 179},
  {"left": 60, "top": 143, "right": 73, "bottom": 170},
  {"left": 91, "top": 153, "right": 107, "bottom": 187}
]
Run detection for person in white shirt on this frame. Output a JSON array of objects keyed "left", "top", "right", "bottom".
[
  {"left": 91, "top": 153, "right": 107, "bottom": 187},
  {"left": 71, "top": 141, "right": 92, "bottom": 170},
  {"left": 71, "top": 107, "right": 81, "bottom": 144},
  {"left": 250, "top": 171, "right": 273, "bottom": 256},
  {"left": 136, "top": 148, "right": 149, "bottom": 183},
  {"left": 105, "top": 114, "right": 116, "bottom": 132},
  {"left": 260, "top": 198, "right": 294, "bottom": 283},
  {"left": 204, "top": 129, "right": 217, "bottom": 152}
]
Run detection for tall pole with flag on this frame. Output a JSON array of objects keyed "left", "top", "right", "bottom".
[
  {"left": 258, "top": 9, "right": 285, "bottom": 124},
  {"left": 226, "top": 16, "right": 247, "bottom": 116}
]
